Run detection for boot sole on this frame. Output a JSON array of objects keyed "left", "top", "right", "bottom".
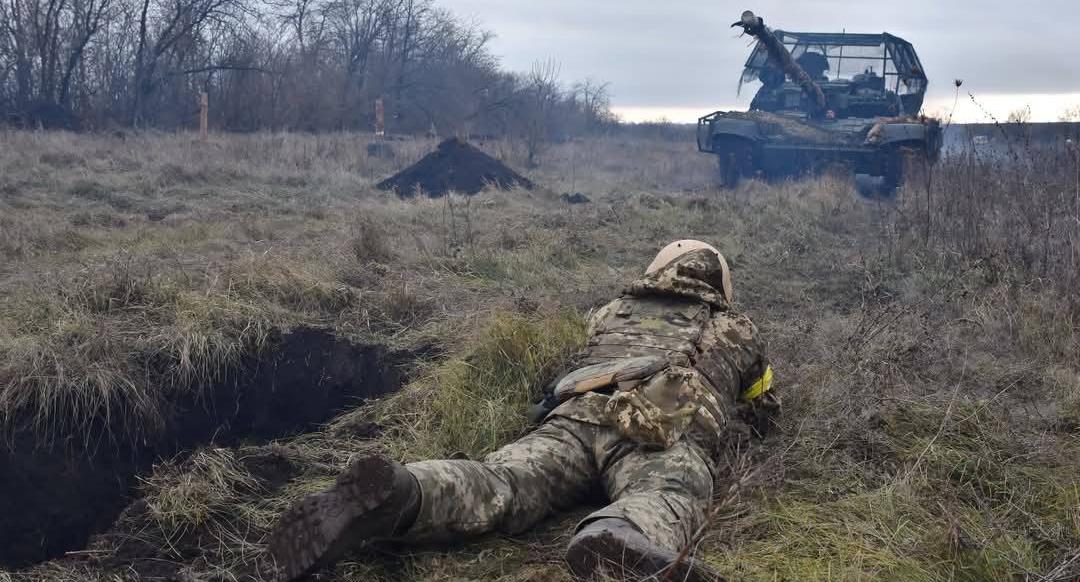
[
  {"left": 566, "top": 529, "right": 716, "bottom": 582},
  {"left": 268, "top": 455, "right": 397, "bottom": 582}
]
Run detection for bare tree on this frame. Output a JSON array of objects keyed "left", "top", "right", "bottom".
[
  {"left": 0, "top": 0, "right": 111, "bottom": 125},
  {"left": 0, "top": 0, "right": 614, "bottom": 135},
  {"left": 130, "top": 0, "right": 246, "bottom": 125},
  {"left": 1007, "top": 105, "right": 1032, "bottom": 124},
  {"left": 517, "top": 58, "right": 560, "bottom": 167},
  {"left": 573, "top": 78, "right": 612, "bottom": 132}
]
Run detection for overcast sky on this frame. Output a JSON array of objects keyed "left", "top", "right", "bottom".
[{"left": 441, "top": 0, "right": 1080, "bottom": 123}]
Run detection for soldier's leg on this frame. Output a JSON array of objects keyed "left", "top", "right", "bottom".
[
  {"left": 565, "top": 438, "right": 717, "bottom": 581},
  {"left": 592, "top": 439, "right": 714, "bottom": 551},
  {"left": 402, "top": 416, "right": 599, "bottom": 542},
  {"left": 269, "top": 417, "right": 599, "bottom": 581},
  {"left": 269, "top": 453, "right": 422, "bottom": 581}
]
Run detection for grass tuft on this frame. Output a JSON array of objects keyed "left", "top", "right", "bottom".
[{"left": 369, "top": 309, "right": 586, "bottom": 461}]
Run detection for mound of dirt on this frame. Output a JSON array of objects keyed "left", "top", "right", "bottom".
[
  {"left": 377, "top": 137, "right": 532, "bottom": 197},
  {"left": 560, "top": 192, "right": 591, "bottom": 204}
]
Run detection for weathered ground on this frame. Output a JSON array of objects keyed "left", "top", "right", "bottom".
[{"left": 0, "top": 130, "right": 1078, "bottom": 581}]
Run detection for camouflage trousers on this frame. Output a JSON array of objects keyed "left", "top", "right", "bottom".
[{"left": 402, "top": 411, "right": 716, "bottom": 553}]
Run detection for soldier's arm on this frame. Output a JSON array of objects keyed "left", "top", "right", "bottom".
[
  {"left": 700, "top": 312, "right": 779, "bottom": 435},
  {"left": 732, "top": 316, "right": 780, "bottom": 436},
  {"left": 738, "top": 319, "right": 773, "bottom": 403},
  {"left": 699, "top": 313, "right": 768, "bottom": 396}
]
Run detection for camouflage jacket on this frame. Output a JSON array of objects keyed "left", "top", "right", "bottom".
[{"left": 547, "top": 249, "right": 774, "bottom": 449}]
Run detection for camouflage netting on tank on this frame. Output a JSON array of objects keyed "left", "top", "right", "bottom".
[
  {"left": 377, "top": 138, "right": 533, "bottom": 198},
  {"left": 722, "top": 111, "right": 870, "bottom": 146},
  {"left": 722, "top": 111, "right": 934, "bottom": 147}
]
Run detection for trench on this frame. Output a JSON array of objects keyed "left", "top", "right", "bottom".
[{"left": 0, "top": 328, "right": 407, "bottom": 569}]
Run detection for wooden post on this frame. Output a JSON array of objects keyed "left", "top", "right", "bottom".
[
  {"left": 374, "top": 97, "right": 385, "bottom": 137},
  {"left": 199, "top": 92, "right": 209, "bottom": 141}
]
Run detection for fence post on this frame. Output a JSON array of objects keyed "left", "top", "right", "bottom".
[
  {"left": 374, "top": 97, "right": 385, "bottom": 137},
  {"left": 199, "top": 92, "right": 209, "bottom": 141}
]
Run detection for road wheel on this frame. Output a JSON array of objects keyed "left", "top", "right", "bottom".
[
  {"left": 881, "top": 143, "right": 927, "bottom": 194},
  {"left": 815, "top": 159, "right": 854, "bottom": 181},
  {"left": 880, "top": 151, "right": 902, "bottom": 194},
  {"left": 714, "top": 138, "right": 754, "bottom": 189}
]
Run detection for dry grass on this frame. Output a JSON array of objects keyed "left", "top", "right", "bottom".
[
  {"left": 368, "top": 309, "right": 587, "bottom": 462},
  {"left": 1, "top": 129, "right": 1079, "bottom": 581}
]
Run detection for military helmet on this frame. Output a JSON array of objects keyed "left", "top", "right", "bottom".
[{"left": 645, "top": 240, "right": 733, "bottom": 303}]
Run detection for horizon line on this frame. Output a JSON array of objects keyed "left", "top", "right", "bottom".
[{"left": 613, "top": 92, "right": 1080, "bottom": 124}]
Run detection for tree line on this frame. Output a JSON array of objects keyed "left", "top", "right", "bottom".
[{"left": 0, "top": 0, "right": 617, "bottom": 141}]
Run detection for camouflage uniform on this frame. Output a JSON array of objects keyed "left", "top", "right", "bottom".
[{"left": 399, "top": 249, "right": 773, "bottom": 555}]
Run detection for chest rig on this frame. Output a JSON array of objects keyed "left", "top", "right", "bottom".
[
  {"left": 580, "top": 296, "right": 712, "bottom": 368},
  {"left": 570, "top": 295, "right": 726, "bottom": 447}
]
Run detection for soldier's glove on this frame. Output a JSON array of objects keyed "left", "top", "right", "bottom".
[
  {"left": 527, "top": 394, "right": 559, "bottom": 425},
  {"left": 740, "top": 391, "right": 782, "bottom": 438}
]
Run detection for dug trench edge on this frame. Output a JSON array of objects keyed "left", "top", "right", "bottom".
[{"left": 0, "top": 327, "right": 410, "bottom": 569}]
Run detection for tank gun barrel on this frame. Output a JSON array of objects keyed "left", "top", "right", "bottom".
[{"left": 732, "top": 11, "right": 828, "bottom": 116}]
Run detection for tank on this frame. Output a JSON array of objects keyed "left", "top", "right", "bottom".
[{"left": 697, "top": 11, "right": 942, "bottom": 191}]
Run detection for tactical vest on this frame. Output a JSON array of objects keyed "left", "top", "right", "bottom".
[
  {"left": 570, "top": 294, "right": 729, "bottom": 447},
  {"left": 579, "top": 295, "right": 712, "bottom": 369}
]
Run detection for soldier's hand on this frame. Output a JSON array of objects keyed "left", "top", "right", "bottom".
[{"left": 740, "top": 392, "right": 781, "bottom": 437}]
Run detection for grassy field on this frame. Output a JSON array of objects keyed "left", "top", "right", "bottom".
[{"left": 1, "top": 129, "right": 1078, "bottom": 581}]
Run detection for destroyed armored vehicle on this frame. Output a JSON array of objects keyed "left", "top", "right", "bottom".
[{"left": 698, "top": 11, "right": 942, "bottom": 190}]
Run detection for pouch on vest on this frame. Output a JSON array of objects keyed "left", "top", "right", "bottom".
[
  {"left": 551, "top": 356, "right": 668, "bottom": 403},
  {"left": 604, "top": 366, "right": 718, "bottom": 449}
]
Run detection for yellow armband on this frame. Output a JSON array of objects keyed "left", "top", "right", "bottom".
[{"left": 742, "top": 365, "right": 774, "bottom": 402}]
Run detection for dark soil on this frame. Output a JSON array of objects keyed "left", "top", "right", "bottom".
[
  {"left": 560, "top": 192, "right": 591, "bottom": 204},
  {"left": 0, "top": 328, "right": 406, "bottom": 569},
  {"left": 377, "top": 137, "right": 532, "bottom": 197},
  {"left": 76, "top": 444, "right": 308, "bottom": 581}
]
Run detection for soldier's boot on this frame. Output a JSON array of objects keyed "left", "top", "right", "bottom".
[
  {"left": 565, "top": 518, "right": 721, "bottom": 582},
  {"left": 267, "top": 452, "right": 420, "bottom": 582}
]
